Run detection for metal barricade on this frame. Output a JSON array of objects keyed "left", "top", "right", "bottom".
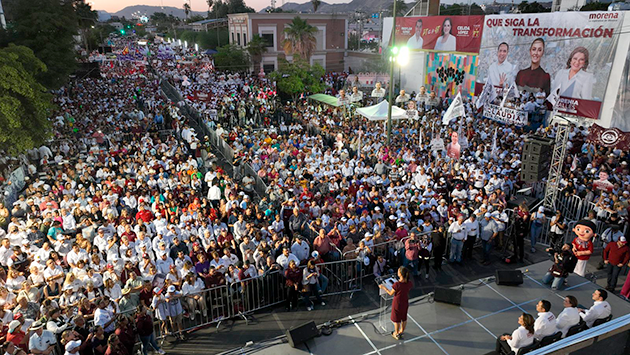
[{"left": 227, "top": 269, "right": 285, "bottom": 323}]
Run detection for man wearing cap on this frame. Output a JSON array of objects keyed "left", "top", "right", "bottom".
[
  {"left": 603, "top": 236, "right": 630, "bottom": 291},
  {"left": 448, "top": 215, "right": 467, "bottom": 264},
  {"left": 28, "top": 320, "right": 56, "bottom": 355},
  {"left": 479, "top": 213, "right": 498, "bottom": 265}
]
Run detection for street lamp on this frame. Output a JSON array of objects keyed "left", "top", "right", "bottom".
[{"left": 385, "top": 45, "right": 409, "bottom": 144}]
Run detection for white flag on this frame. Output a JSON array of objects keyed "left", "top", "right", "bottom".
[
  {"left": 476, "top": 78, "right": 494, "bottom": 110},
  {"left": 500, "top": 82, "right": 520, "bottom": 107},
  {"left": 547, "top": 86, "right": 561, "bottom": 107},
  {"left": 419, "top": 128, "right": 423, "bottom": 148},
  {"left": 442, "top": 92, "right": 465, "bottom": 125},
  {"left": 491, "top": 127, "right": 498, "bottom": 158}
]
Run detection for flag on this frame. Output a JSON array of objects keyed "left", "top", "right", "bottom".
[
  {"left": 122, "top": 46, "right": 129, "bottom": 55},
  {"left": 491, "top": 127, "right": 498, "bottom": 158},
  {"left": 586, "top": 123, "right": 630, "bottom": 150},
  {"left": 500, "top": 82, "right": 520, "bottom": 107},
  {"left": 442, "top": 92, "right": 465, "bottom": 125},
  {"left": 476, "top": 78, "right": 494, "bottom": 110},
  {"left": 546, "top": 86, "right": 561, "bottom": 107},
  {"left": 419, "top": 128, "right": 423, "bottom": 148},
  {"left": 571, "top": 154, "right": 578, "bottom": 172}
]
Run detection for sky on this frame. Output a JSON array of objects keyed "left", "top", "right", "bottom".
[{"left": 89, "top": 0, "right": 347, "bottom": 13}]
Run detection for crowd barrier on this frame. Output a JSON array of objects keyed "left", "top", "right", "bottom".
[{"left": 155, "top": 76, "right": 269, "bottom": 199}]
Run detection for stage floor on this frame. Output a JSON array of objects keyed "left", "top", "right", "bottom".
[{"left": 248, "top": 261, "right": 630, "bottom": 355}]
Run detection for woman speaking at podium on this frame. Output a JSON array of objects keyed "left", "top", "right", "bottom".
[{"left": 379, "top": 266, "right": 413, "bottom": 340}]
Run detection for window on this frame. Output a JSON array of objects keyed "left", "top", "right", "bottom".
[
  {"left": 314, "top": 27, "right": 324, "bottom": 51},
  {"left": 232, "top": 32, "right": 235, "bottom": 43},
  {"left": 261, "top": 33, "right": 274, "bottom": 49},
  {"left": 237, "top": 33, "right": 241, "bottom": 46},
  {"left": 243, "top": 36, "right": 247, "bottom": 46},
  {"left": 263, "top": 63, "right": 275, "bottom": 73}
]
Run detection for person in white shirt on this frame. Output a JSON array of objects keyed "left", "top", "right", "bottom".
[
  {"left": 406, "top": 19, "right": 424, "bottom": 50},
  {"left": 534, "top": 300, "right": 557, "bottom": 341},
  {"left": 448, "top": 216, "right": 467, "bottom": 264},
  {"left": 291, "top": 237, "right": 310, "bottom": 263},
  {"left": 495, "top": 313, "right": 536, "bottom": 354},
  {"left": 462, "top": 214, "right": 479, "bottom": 260},
  {"left": 276, "top": 247, "right": 300, "bottom": 270},
  {"left": 551, "top": 47, "right": 594, "bottom": 100},
  {"left": 556, "top": 295, "right": 581, "bottom": 337},
  {"left": 487, "top": 42, "right": 515, "bottom": 88},
  {"left": 579, "top": 289, "right": 612, "bottom": 328}
]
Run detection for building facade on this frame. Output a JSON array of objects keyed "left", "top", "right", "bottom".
[{"left": 227, "top": 13, "right": 348, "bottom": 72}]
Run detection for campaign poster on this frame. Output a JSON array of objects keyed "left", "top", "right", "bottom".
[
  {"left": 476, "top": 12, "right": 625, "bottom": 120},
  {"left": 483, "top": 104, "right": 529, "bottom": 126},
  {"left": 393, "top": 15, "right": 484, "bottom": 54}
]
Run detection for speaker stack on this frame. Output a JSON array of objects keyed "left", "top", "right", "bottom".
[
  {"left": 495, "top": 270, "right": 524, "bottom": 286},
  {"left": 286, "top": 321, "right": 318, "bottom": 348},
  {"left": 520, "top": 136, "right": 554, "bottom": 182},
  {"left": 433, "top": 287, "right": 463, "bottom": 306}
]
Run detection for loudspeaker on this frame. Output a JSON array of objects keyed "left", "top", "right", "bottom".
[
  {"left": 520, "top": 137, "right": 554, "bottom": 182},
  {"left": 433, "top": 287, "right": 462, "bottom": 306},
  {"left": 495, "top": 270, "right": 524, "bottom": 286},
  {"left": 286, "top": 321, "right": 318, "bottom": 348}
]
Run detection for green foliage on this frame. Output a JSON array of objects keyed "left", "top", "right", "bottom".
[
  {"left": 282, "top": 17, "right": 318, "bottom": 62},
  {"left": 388, "top": 0, "right": 408, "bottom": 16},
  {"left": 440, "top": 3, "right": 485, "bottom": 15},
  {"left": 87, "top": 24, "right": 116, "bottom": 50},
  {"left": 580, "top": 2, "right": 609, "bottom": 11},
  {"left": 209, "top": 0, "right": 255, "bottom": 18},
  {"left": 0, "top": 45, "right": 53, "bottom": 154},
  {"left": 311, "top": 0, "right": 322, "bottom": 12},
  {"left": 3, "top": 0, "right": 82, "bottom": 89},
  {"left": 518, "top": 1, "right": 551, "bottom": 13},
  {"left": 213, "top": 44, "right": 251, "bottom": 71},
  {"left": 150, "top": 12, "right": 180, "bottom": 33},
  {"left": 187, "top": 15, "right": 206, "bottom": 23},
  {"left": 269, "top": 58, "right": 327, "bottom": 102}
]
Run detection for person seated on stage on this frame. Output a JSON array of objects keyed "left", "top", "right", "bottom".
[
  {"left": 579, "top": 289, "right": 611, "bottom": 328},
  {"left": 556, "top": 295, "right": 580, "bottom": 337},
  {"left": 495, "top": 313, "right": 535, "bottom": 355},
  {"left": 534, "top": 300, "right": 556, "bottom": 341}
]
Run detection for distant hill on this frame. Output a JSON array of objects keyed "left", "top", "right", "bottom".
[
  {"left": 96, "top": 5, "right": 206, "bottom": 21},
  {"left": 264, "top": 0, "right": 409, "bottom": 14}
]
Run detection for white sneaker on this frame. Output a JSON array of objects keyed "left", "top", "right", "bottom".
[
  {"left": 425, "top": 274, "right": 429, "bottom": 279},
  {"left": 157, "top": 350, "right": 166, "bottom": 355},
  {"left": 307, "top": 306, "right": 313, "bottom": 311},
  {"left": 321, "top": 302, "right": 326, "bottom": 306}
]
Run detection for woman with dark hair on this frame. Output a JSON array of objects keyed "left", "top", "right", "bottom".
[
  {"left": 379, "top": 266, "right": 413, "bottom": 340},
  {"left": 434, "top": 18, "right": 456, "bottom": 52},
  {"left": 495, "top": 313, "right": 535, "bottom": 354},
  {"left": 551, "top": 46, "right": 594, "bottom": 100},
  {"left": 515, "top": 38, "right": 551, "bottom": 96}
]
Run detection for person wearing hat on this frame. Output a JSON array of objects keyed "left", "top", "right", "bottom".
[
  {"left": 7, "top": 319, "right": 27, "bottom": 351},
  {"left": 603, "top": 236, "right": 630, "bottom": 292},
  {"left": 530, "top": 206, "right": 546, "bottom": 253},
  {"left": 165, "top": 285, "right": 185, "bottom": 341},
  {"left": 29, "top": 320, "right": 57, "bottom": 354}
]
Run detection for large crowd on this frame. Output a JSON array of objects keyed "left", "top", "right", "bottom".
[{"left": 0, "top": 36, "right": 630, "bottom": 355}]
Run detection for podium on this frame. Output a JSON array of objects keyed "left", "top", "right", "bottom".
[{"left": 375, "top": 275, "right": 397, "bottom": 335}]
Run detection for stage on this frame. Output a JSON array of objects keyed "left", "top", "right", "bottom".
[{"left": 244, "top": 261, "right": 630, "bottom": 355}]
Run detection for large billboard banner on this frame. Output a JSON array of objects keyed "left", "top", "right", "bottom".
[
  {"left": 476, "top": 12, "right": 624, "bottom": 120},
  {"left": 425, "top": 52, "right": 478, "bottom": 98},
  {"left": 394, "top": 15, "right": 484, "bottom": 54}
]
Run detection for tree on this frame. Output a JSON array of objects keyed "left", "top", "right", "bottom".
[
  {"left": 311, "top": 0, "right": 321, "bottom": 12},
  {"left": 150, "top": 12, "right": 179, "bottom": 33},
  {"left": 247, "top": 34, "right": 268, "bottom": 72},
  {"left": 517, "top": 1, "right": 551, "bottom": 13},
  {"left": 226, "top": 0, "right": 255, "bottom": 14},
  {"left": 269, "top": 58, "right": 327, "bottom": 102},
  {"left": 183, "top": 2, "right": 191, "bottom": 19},
  {"left": 282, "top": 16, "right": 318, "bottom": 62},
  {"left": 388, "top": 0, "right": 408, "bottom": 16},
  {"left": 440, "top": 4, "right": 464, "bottom": 15},
  {"left": 580, "top": 2, "right": 609, "bottom": 11},
  {"left": 213, "top": 44, "right": 251, "bottom": 71},
  {"left": 207, "top": 0, "right": 214, "bottom": 13},
  {"left": 0, "top": 45, "right": 53, "bottom": 154},
  {"left": 2, "top": 0, "right": 80, "bottom": 89}
]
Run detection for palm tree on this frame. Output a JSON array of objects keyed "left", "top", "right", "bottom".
[
  {"left": 247, "top": 34, "right": 269, "bottom": 72},
  {"left": 183, "top": 2, "right": 191, "bottom": 20},
  {"left": 282, "top": 16, "right": 318, "bottom": 62},
  {"left": 388, "top": 0, "right": 408, "bottom": 16},
  {"left": 311, "top": 0, "right": 321, "bottom": 12}
]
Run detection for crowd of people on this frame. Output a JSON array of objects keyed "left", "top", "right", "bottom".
[{"left": 0, "top": 35, "right": 630, "bottom": 355}]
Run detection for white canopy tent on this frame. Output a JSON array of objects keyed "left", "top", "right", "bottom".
[{"left": 356, "top": 100, "right": 408, "bottom": 121}]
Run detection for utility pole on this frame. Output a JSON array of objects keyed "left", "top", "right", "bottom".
[
  {"left": 0, "top": 0, "right": 6, "bottom": 30},
  {"left": 386, "top": 0, "right": 397, "bottom": 145}
]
